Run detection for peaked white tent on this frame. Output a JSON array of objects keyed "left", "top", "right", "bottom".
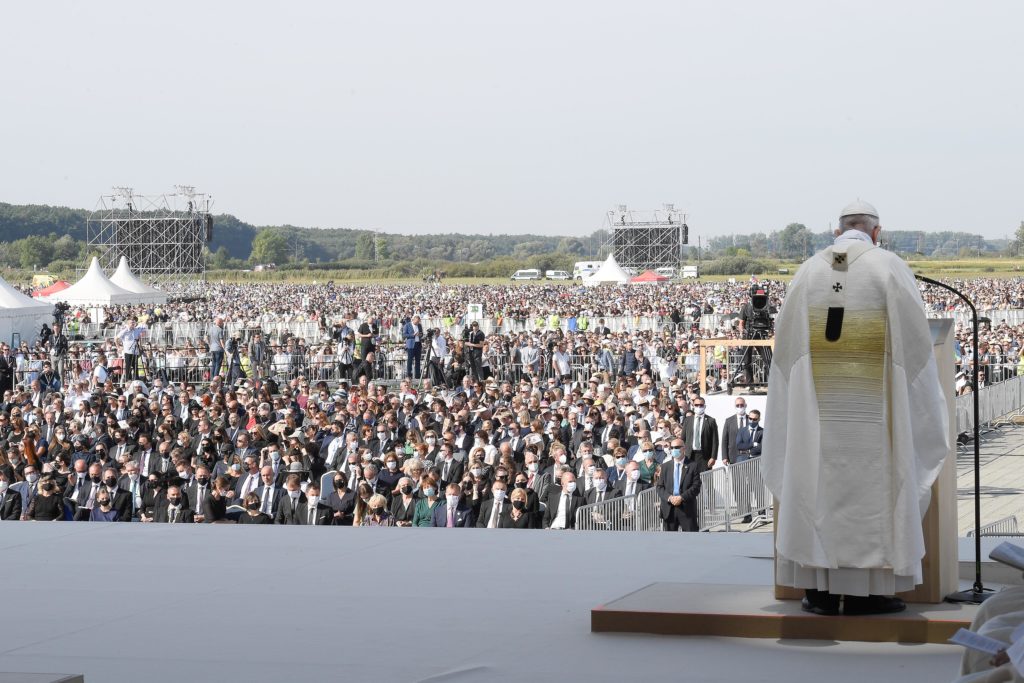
[
  {"left": 0, "top": 275, "right": 54, "bottom": 345},
  {"left": 109, "top": 257, "right": 168, "bottom": 305},
  {"left": 583, "top": 254, "right": 630, "bottom": 286},
  {"left": 44, "top": 258, "right": 140, "bottom": 306}
]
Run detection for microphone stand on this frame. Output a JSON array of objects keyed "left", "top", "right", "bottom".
[{"left": 916, "top": 275, "right": 991, "bottom": 604}]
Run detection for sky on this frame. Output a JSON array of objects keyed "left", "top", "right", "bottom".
[{"left": 1, "top": 1, "right": 1022, "bottom": 239}]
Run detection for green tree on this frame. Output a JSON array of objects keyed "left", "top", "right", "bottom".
[
  {"left": 210, "top": 246, "right": 231, "bottom": 269},
  {"left": 777, "top": 223, "right": 812, "bottom": 260},
  {"left": 355, "top": 233, "right": 375, "bottom": 260},
  {"left": 51, "top": 234, "right": 80, "bottom": 261},
  {"left": 250, "top": 228, "right": 289, "bottom": 264},
  {"left": 17, "top": 235, "right": 55, "bottom": 268},
  {"left": 374, "top": 236, "right": 391, "bottom": 261}
]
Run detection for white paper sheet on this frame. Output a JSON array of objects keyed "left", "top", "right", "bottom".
[{"left": 949, "top": 628, "right": 1008, "bottom": 655}]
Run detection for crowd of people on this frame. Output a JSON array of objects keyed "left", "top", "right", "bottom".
[{"left": 0, "top": 274, "right": 1020, "bottom": 530}]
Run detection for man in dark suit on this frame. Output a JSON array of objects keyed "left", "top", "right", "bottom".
[
  {"left": 255, "top": 466, "right": 285, "bottom": 518},
  {"left": 658, "top": 437, "right": 702, "bottom": 531},
  {"left": 719, "top": 397, "right": 751, "bottom": 466},
  {"left": 436, "top": 447, "right": 463, "bottom": 491},
  {"left": 402, "top": 315, "right": 424, "bottom": 379},
  {"left": 682, "top": 397, "right": 718, "bottom": 469},
  {"left": 296, "top": 483, "right": 332, "bottom": 526},
  {"left": 274, "top": 474, "right": 306, "bottom": 525},
  {"left": 584, "top": 469, "right": 621, "bottom": 505},
  {"left": 71, "top": 463, "right": 104, "bottom": 521},
  {"left": 613, "top": 462, "right": 650, "bottom": 498},
  {"left": 0, "top": 480, "right": 22, "bottom": 520},
  {"left": 153, "top": 485, "right": 194, "bottom": 523},
  {"left": 543, "top": 472, "right": 583, "bottom": 529},
  {"left": 431, "top": 484, "right": 475, "bottom": 527},
  {"left": 102, "top": 467, "right": 132, "bottom": 522},
  {"left": 730, "top": 408, "right": 765, "bottom": 522},
  {"left": 185, "top": 465, "right": 213, "bottom": 523},
  {"left": 476, "top": 481, "right": 510, "bottom": 528}
]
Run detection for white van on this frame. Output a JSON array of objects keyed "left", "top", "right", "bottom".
[
  {"left": 545, "top": 270, "right": 570, "bottom": 280},
  {"left": 682, "top": 266, "right": 699, "bottom": 279},
  {"left": 572, "top": 261, "right": 601, "bottom": 281},
  {"left": 655, "top": 266, "right": 676, "bottom": 279},
  {"left": 511, "top": 269, "right": 542, "bottom": 281}
]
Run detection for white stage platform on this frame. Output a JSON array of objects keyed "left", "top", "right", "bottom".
[{"left": 0, "top": 526, "right": 993, "bottom": 682}]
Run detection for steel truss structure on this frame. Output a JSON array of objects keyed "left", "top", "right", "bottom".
[
  {"left": 86, "top": 186, "right": 213, "bottom": 284},
  {"left": 603, "top": 204, "right": 687, "bottom": 271}
]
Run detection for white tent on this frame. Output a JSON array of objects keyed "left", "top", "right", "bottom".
[
  {"left": 0, "top": 275, "right": 54, "bottom": 346},
  {"left": 583, "top": 254, "right": 631, "bottom": 286},
  {"left": 44, "top": 258, "right": 140, "bottom": 306},
  {"left": 109, "top": 257, "right": 168, "bottom": 305}
]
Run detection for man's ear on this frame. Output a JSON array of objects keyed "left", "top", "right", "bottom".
[
  {"left": 833, "top": 227, "right": 841, "bottom": 239},
  {"left": 872, "top": 224, "right": 882, "bottom": 245}
]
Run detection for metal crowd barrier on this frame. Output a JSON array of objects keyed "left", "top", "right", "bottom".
[
  {"left": 956, "top": 374, "right": 1024, "bottom": 433},
  {"left": 574, "top": 487, "right": 662, "bottom": 531},
  {"left": 967, "top": 515, "right": 1020, "bottom": 537},
  {"left": 697, "top": 457, "right": 772, "bottom": 532}
]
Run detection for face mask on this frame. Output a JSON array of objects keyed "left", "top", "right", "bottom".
[
  {"left": 91, "top": 474, "right": 102, "bottom": 483},
  {"left": 129, "top": 473, "right": 139, "bottom": 481},
  {"left": 515, "top": 481, "right": 527, "bottom": 489},
  {"left": 594, "top": 479, "right": 607, "bottom": 492},
  {"left": 425, "top": 438, "right": 436, "bottom": 446},
  {"left": 694, "top": 407, "right": 705, "bottom": 416},
  {"left": 471, "top": 468, "right": 482, "bottom": 477},
  {"left": 400, "top": 485, "right": 413, "bottom": 495},
  {"left": 512, "top": 500, "right": 526, "bottom": 511},
  {"left": 307, "top": 495, "right": 319, "bottom": 507},
  {"left": 167, "top": 497, "right": 181, "bottom": 506},
  {"left": 0, "top": 482, "right": 7, "bottom": 493},
  {"left": 527, "top": 463, "right": 538, "bottom": 473},
  {"left": 26, "top": 473, "right": 40, "bottom": 484},
  {"left": 371, "top": 506, "right": 385, "bottom": 515},
  {"left": 377, "top": 433, "right": 386, "bottom": 440},
  {"left": 246, "top": 501, "right": 260, "bottom": 511},
  {"left": 565, "top": 482, "right": 577, "bottom": 493},
  {"left": 642, "top": 450, "right": 653, "bottom": 460},
  {"left": 270, "top": 451, "right": 281, "bottom": 462},
  {"left": 176, "top": 470, "right": 187, "bottom": 479},
  {"left": 387, "top": 461, "right": 397, "bottom": 470},
  {"left": 586, "top": 466, "right": 596, "bottom": 475},
  {"left": 475, "top": 440, "right": 484, "bottom": 448},
  {"left": 671, "top": 448, "right": 682, "bottom": 459},
  {"left": 103, "top": 477, "right": 116, "bottom": 487},
  {"left": 360, "top": 497, "right": 370, "bottom": 505},
  {"left": 558, "top": 455, "right": 567, "bottom": 465},
  {"left": 177, "top": 439, "right": 185, "bottom": 446},
  {"left": 197, "top": 476, "right": 211, "bottom": 486},
  {"left": 446, "top": 494, "right": 459, "bottom": 506},
  {"left": 749, "top": 420, "right": 759, "bottom": 427},
  {"left": 288, "top": 489, "right": 300, "bottom": 499},
  {"left": 98, "top": 499, "right": 111, "bottom": 507},
  {"left": 736, "top": 406, "right": 746, "bottom": 416},
  {"left": 616, "top": 457, "right": 628, "bottom": 468},
  {"left": 629, "top": 471, "right": 640, "bottom": 481},
  {"left": 424, "top": 487, "right": 436, "bottom": 497},
  {"left": 493, "top": 489, "right": 506, "bottom": 500}
]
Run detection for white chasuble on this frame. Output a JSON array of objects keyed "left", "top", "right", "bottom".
[{"left": 763, "top": 234, "right": 949, "bottom": 596}]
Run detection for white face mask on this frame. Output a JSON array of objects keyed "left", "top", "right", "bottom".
[
  {"left": 386, "top": 461, "right": 397, "bottom": 470},
  {"left": 629, "top": 470, "right": 640, "bottom": 481},
  {"left": 694, "top": 407, "right": 705, "bottom": 416},
  {"left": 736, "top": 406, "right": 746, "bottom": 416},
  {"left": 586, "top": 466, "right": 596, "bottom": 475},
  {"left": 558, "top": 455, "right": 567, "bottom": 464},
  {"left": 0, "top": 482, "right": 7, "bottom": 493},
  {"left": 527, "top": 463, "right": 538, "bottom": 473},
  {"left": 446, "top": 494, "right": 459, "bottom": 507},
  {"left": 288, "top": 489, "right": 300, "bottom": 499},
  {"left": 565, "top": 482, "right": 577, "bottom": 493},
  {"left": 307, "top": 496, "right": 319, "bottom": 507},
  {"left": 471, "top": 468, "right": 482, "bottom": 477},
  {"left": 594, "top": 479, "right": 607, "bottom": 492},
  {"left": 493, "top": 489, "right": 506, "bottom": 500}
]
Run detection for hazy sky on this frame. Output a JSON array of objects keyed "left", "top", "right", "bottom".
[{"left": 2, "top": 1, "right": 1022, "bottom": 239}]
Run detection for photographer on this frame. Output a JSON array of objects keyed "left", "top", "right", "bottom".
[{"left": 116, "top": 317, "right": 147, "bottom": 383}]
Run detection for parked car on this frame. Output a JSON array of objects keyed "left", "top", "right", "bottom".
[{"left": 545, "top": 270, "right": 570, "bottom": 280}]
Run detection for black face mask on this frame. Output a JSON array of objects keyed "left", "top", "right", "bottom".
[
  {"left": 196, "top": 477, "right": 210, "bottom": 486},
  {"left": 167, "top": 497, "right": 181, "bottom": 505},
  {"left": 514, "top": 482, "right": 528, "bottom": 489},
  {"left": 371, "top": 507, "right": 385, "bottom": 515},
  {"left": 90, "top": 475, "right": 102, "bottom": 484},
  {"left": 400, "top": 486, "right": 413, "bottom": 495},
  {"left": 512, "top": 500, "right": 526, "bottom": 511},
  {"left": 104, "top": 477, "right": 117, "bottom": 487},
  {"left": 246, "top": 501, "right": 260, "bottom": 511},
  {"left": 98, "top": 499, "right": 111, "bottom": 507}
]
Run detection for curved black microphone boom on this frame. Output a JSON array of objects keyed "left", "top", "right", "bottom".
[{"left": 915, "top": 274, "right": 990, "bottom": 604}]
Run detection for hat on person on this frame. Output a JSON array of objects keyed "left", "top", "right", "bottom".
[{"left": 839, "top": 199, "right": 879, "bottom": 219}]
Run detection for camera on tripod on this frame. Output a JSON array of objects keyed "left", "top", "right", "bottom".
[{"left": 746, "top": 283, "right": 773, "bottom": 339}]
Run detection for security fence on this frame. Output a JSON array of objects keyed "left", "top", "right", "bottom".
[
  {"left": 697, "top": 457, "right": 772, "bottom": 532},
  {"left": 574, "top": 486, "right": 662, "bottom": 531}
]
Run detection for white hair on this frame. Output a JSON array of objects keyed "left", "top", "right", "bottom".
[{"left": 838, "top": 213, "right": 879, "bottom": 234}]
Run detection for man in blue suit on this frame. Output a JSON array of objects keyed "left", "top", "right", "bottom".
[
  {"left": 403, "top": 315, "right": 424, "bottom": 379},
  {"left": 431, "top": 483, "right": 475, "bottom": 527}
]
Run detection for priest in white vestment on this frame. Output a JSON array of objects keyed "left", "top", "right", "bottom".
[{"left": 762, "top": 200, "right": 949, "bottom": 616}]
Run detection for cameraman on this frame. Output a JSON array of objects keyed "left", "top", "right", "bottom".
[
  {"left": 737, "top": 284, "right": 775, "bottom": 384},
  {"left": 117, "top": 317, "right": 147, "bottom": 383}
]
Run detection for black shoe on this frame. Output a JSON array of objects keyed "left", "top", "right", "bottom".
[
  {"left": 742, "top": 515, "right": 752, "bottom": 524},
  {"left": 842, "top": 595, "right": 906, "bottom": 616},
  {"left": 801, "top": 595, "right": 840, "bottom": 616}
]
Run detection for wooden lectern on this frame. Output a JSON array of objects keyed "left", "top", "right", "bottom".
[{"left": 775, "top": 318, "right": 959, "bottom": 603}]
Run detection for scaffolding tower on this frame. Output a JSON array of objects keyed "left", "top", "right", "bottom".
[
  {"left": 603, "top": 204, "right": 688, "bottom": 271},
  {"left": 86, "top": 186, "right": 213, "bottom": 284}
]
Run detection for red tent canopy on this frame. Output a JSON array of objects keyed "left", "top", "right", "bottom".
[
  {"left": 630, "top": 270, "right": 670, "bottom": 283},
  {"left": 32, "top": 280, "right": 71, "bottom": 297}
]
